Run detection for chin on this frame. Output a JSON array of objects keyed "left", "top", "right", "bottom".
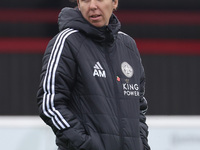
[{"left": 91, "top": 23, "right": 105, "bottom": 28}]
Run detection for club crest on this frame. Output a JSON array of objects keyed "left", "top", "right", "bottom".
[{"left": 121, "top": 62, "right": 134, "bottom": 78}]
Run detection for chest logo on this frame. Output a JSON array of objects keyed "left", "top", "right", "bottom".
[
  {"left": 93, "top": 61, "right": 106, "bottom": 78},
  {"left": 121, "top": 62, "right": 133, "bottom": 78}
]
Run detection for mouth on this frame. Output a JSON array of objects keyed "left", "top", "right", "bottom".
[
  {"left": 90, "top": 14, "right": 102, "bottom": 20},
  {"left": 90, "top": 14, "right": 101, "bottom": 18}
]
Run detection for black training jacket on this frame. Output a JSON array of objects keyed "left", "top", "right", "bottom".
[{"left": 37, "top": 7, "right": 150, "bottom": 150}]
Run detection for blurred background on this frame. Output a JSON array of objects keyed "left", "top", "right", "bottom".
[{"left": 0, "top": 0, "right": 200, "bottom": 150}]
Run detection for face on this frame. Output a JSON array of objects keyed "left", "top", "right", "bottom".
[{"left": 77, "top": 0, "right": 118, "bottom": 27}]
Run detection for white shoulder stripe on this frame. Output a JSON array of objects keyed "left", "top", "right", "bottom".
[
  {"left": 118, "top": 31, "right": 128, "bottom": 36},
  {"left": 42, "top": 28, "right": 78, "bottom": 130}
]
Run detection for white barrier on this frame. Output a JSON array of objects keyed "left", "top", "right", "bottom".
[
  {"left": 0, "top": 116, "right": 200, "bottom": 150},
  {"left": 147, "top": 116, "right": 200, "bottom": 150},
  {"left": 0, "top": 116, "right": 56, "bottom": 150}
]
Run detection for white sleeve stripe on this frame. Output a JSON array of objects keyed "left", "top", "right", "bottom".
[
  {"left": 118, "top": 31, "right": 128, "bottom": 36},
  {"left": 43, "top": 28, "right": 72, "bottom": 130},
  {"left": 42, "top": 28, "right": 78, "bottom": 130}
]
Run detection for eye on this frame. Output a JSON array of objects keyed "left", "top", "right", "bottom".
[{"left": 81, "top": 0, "right": 90, "bottom": 2}]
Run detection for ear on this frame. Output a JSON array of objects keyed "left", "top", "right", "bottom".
[
  {"left": 113, "top": 0, "right": 118, "bottom": 10},
  {"left": 77, "top": 0, "right": 80, "bottom": 9}
]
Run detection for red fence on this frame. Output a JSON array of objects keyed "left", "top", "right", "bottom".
[{"left": 1, "top": 38, "right": 200, "bottom": 55}]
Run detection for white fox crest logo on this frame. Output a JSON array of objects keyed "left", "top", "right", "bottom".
[
  {"left": 93, "top": 62, "right": 106, "bottom": 78},
  {"left": 121, "top": 62, "right": 133, "bottom": 78}
]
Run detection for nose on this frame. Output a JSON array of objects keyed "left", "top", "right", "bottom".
[{"left": 89, "top": 0, "right": 98, "bottom": 10}]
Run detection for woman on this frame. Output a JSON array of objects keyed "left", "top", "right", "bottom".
[{"left": 37, "top": 0, "right": 150, "bottom": 150}]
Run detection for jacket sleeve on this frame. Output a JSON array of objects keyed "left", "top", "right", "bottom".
[
  {"left": 139, "top": 65, "right": 151, "bottom": 150},
  {"left": 131, "top": 38, "right": 150, "bottom": 150},
  {"left": 37, "top": 33, "right": 90, "bottom": 149}
]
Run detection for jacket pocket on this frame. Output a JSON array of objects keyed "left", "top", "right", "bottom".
[
  {"left": 56, "top": 127, "right": 89, "bottom": 150},
  {"left": 87, "top": 131, "right": 105, "bottom": 150}
]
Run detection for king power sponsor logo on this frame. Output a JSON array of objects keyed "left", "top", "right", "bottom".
[
  {"left": 123, "top": 83, "right": 139, "bottom": 96},
  {"left": 93, "top": 62, "right": 106, "bottom": 78}
]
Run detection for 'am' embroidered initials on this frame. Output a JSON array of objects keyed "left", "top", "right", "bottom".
[{"left": 93, "top": 62, "right": 106, "bottom": 78}]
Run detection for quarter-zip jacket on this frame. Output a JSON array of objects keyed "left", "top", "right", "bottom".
[{"left": 37, "top": 7, "right": 150, "bottom": 150}]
